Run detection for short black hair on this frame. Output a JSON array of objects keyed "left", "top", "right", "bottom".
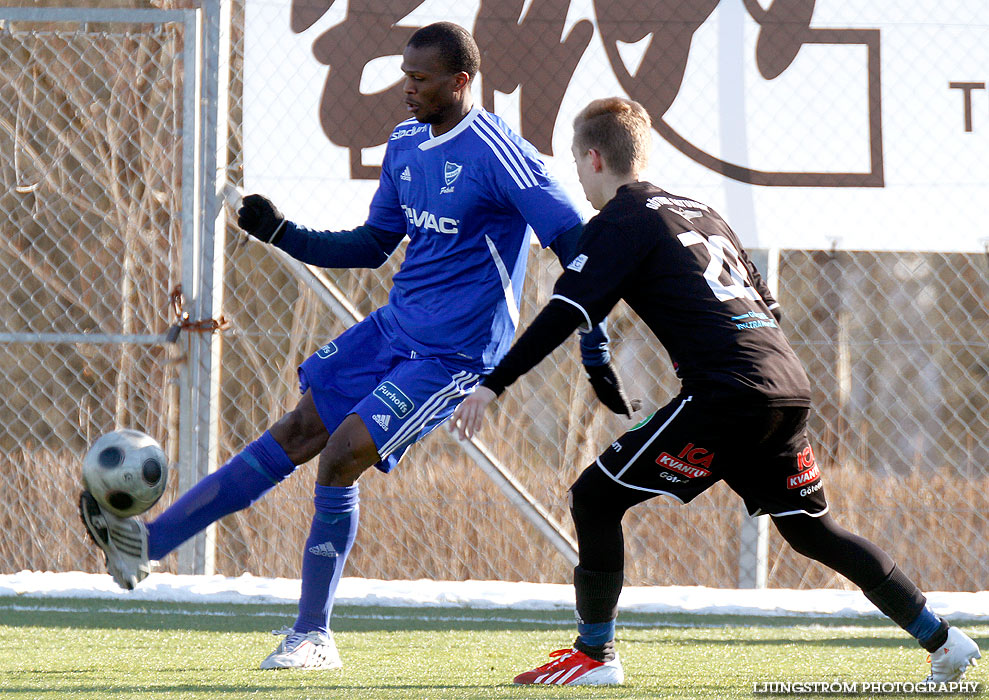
[{"left": 407, "top": 22, "right": 480, "bottom": 78}]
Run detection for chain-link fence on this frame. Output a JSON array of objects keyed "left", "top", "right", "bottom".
[
  {"left": 2, "top": 2, "right": 987, "bottom": 592},
  {"left": 0, "top": 6, "right": 197, "bottom": 572}
]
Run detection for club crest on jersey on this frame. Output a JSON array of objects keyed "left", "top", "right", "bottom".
[
  {"left": 373, "top": 381, "right": 414, "bottom": 419},
  {"left": 787, "top": 446, "right": 821, "bottom": 489},
  {"left": 441, "top": 161, "right": 463, "bottom": 194},
  {"left": 655, "top": 443, "right": 714, "bottom": 479}
]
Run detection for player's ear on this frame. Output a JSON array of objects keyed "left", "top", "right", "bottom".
[
  {"left": 589, "top": 148, "right": 605, "bottom": 173},
  {"left": 451, "top": 71, "right": 471, "bottom": 93}
]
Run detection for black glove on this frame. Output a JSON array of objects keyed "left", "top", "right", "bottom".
[
  {"left": 585, "top": 362, "right": 640, "bottom": 417},
  {"left": 237, "top": 194, "right": 286, "bottom": 244}
]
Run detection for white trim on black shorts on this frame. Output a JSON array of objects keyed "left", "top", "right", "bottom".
[
  {"left": 764, "top": 505, "right": 831, "bottom": 518},
  {"left": 592, "top": 395, "right": 694, "bottom": 499},
  {"left": 612, "top": 396, "right": 692, "bottom": 479},
  {"left": 594, "top": 458, "right": 686, "bottom": 503}
]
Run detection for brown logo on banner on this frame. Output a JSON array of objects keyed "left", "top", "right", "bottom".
[{"left": 290, "top": 0, "right": 883, "bottom": 187}]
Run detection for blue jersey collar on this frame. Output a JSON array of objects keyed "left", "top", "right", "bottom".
[{"left": 420, "top": 105, "right": 482, "bottom": 151}]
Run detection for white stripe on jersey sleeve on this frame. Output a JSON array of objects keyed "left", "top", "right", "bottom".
[
  {"left": 470, "top": 120, "right": 537, "bottom": 189},
  {"left": 485, "top": 235, "right": 521, "bottom": 327},
  {"left": 470, "top": 123, "right": 529, "bottom": 189},
  {"left": 475, "top": 113, "right": 539, "bottom": 187}
]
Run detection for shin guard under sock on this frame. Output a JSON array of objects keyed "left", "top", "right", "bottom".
[
  {"left": 574, "top": 566, "right": 623, "bottom": 661},
  {"left": 294, "top": 484, "right": 359, "bottom": 635},
  {"left": 147, "top": 431, "right": 296, "bottom": 560},
  {"left": 863, "top": 565, "right": 948, "bottom": 651}
]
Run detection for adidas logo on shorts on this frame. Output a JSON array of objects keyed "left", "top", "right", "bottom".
[{"left": 372, "top": 414, "right": 391, "bottom": 431}]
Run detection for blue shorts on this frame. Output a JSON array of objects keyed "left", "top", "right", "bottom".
[{"left": 297, "top": 310, "right": 482, "bottom": 473}]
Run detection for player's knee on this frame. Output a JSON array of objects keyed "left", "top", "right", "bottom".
[
  {"left": 568, "top": 469, "right": 595, "bottom": 520},
  {"left": 317, "top": 450, "right": 367, "bottom": 486},
  {"left": 269, "top": 405, "right": 329, "bottom": 464},
  {"left": 316, "top": 415, "right": 380, "bottom": 486},
  {"left": 568, "top": 465, "right": 625, "bottom": 526}
]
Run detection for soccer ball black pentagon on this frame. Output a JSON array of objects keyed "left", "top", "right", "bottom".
[{"left": 82, "top": 429, "right": 168, "bottom": 518}]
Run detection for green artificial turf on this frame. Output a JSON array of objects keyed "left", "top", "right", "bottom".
[{"left": 0, "top": 597, "right": 983, "bottom": 699}]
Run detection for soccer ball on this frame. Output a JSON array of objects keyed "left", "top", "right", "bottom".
[{"left": 82, "top": 429, "right": 169, "bottom": 518}]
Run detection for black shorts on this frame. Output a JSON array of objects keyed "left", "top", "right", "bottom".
[{"left": 595, "top": 394, "right": 828, "bottom": 517}]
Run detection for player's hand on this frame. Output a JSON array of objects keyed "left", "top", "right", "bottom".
[
  {"left": 585, "top": 362, "right": 640, "bottom": 418},
  {"left": 449, "top": 386, "right": 497, "bottom": 441},
  {"left": 237, "top": 194, "right": 286, "bottom": 244}
]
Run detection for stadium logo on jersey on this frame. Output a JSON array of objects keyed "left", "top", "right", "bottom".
[
  {"left": 390, "top": 123, "right": 429, "bottom": 140},
  {"left": 566, "top": 254, "right": 588, "bottom": 272},
  {"left": 401, "top": 205, "right": 459, "bottom": 234},
  {"left": 373, "top": 381, "right": 415, "bottom": 419},
  {"left": 655, "top": 443, "right": 714, "bottom": 479},
  {"left": 372, "top": 414, "right": 391, "bottom": 431},
  {"left": 441, "top": 161, "right": 463, "bottom": 193},
  {"left": 786, "top": 446, "right": 821, "bottom": 489},
  {"left": 316, "top": 342, "right": 338, "bottom": 359},
  {"left": 400, "top": 166, "right": 412, "bottom": 182}
]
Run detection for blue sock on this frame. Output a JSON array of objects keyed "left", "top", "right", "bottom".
[
  {"left": 577, "top": 620, "right": 616, "bottom": 647},
  {"left": 905, "top": 604, "right": 942, "bottom": 643},
  {"left": 294, "top": 484, "right": 360, "bottom": 635},
  {"left": 147, "top": 431, "right": 296, "bottom": 560}
]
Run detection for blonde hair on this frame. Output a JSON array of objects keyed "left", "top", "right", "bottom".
[{"left": 573, "top": 97, "right": 652, "bottom": 176}]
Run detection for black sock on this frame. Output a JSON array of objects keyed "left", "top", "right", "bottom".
[
  {"left": 574, "top": 566, "right": 623, "bottom": 624},
  {"left": 863, "top": 565, "right": 927, "bottom": 631},
  {"left": 574, "top": 636, "right": 616, "bottom": 663}
]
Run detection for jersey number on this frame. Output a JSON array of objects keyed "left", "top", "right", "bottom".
[{"left": 677, "top": 232, "right": 760, "bottom": 303}]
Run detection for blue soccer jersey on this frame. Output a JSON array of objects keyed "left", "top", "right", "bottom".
[{"left": 365, "top": 106, "right": 582, "bottom": 370}]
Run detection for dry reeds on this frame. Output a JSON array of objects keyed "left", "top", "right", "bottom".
[{"left": 5, "top": 445, "right": 989, "bottom": 591}]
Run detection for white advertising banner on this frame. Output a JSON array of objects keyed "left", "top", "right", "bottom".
[{"left": 243, "top": 0, "right": 989, "bottom": 252}]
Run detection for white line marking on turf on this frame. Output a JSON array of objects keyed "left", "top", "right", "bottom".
[{"left": 4, "top": 602, "right": 982, "bottom": 634}]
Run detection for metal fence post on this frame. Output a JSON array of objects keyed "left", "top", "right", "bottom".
[
  {"left": 175, "top": 3, "right": 206, "bottom": 576},
  {"left": 736, "top": 247, "right": 777, "bottom": 589},
  {"left": 176, "top": 0, "right": 230, "bottom": 576}
]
